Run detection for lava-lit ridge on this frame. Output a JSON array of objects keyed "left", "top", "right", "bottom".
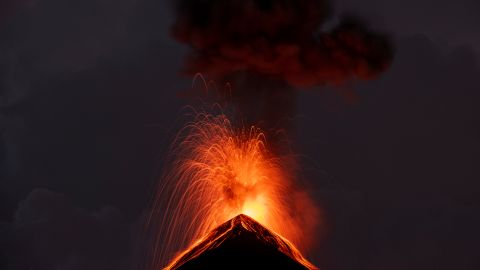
[{"left": 165, "top": 214, "right": 317, "bottom": 270}]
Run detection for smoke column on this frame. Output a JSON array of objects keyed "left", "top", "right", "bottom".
[{"left": 172, "top": 0, "right": 393, "bottom": 133}]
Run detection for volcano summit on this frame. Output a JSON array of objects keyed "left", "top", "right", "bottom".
[{"left": 164, "top": 214, "right": 317, "bottom": 270}]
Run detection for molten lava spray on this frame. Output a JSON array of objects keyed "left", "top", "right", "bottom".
[{"left": 147, "top": 112, "right": 318, "bottom": 269}]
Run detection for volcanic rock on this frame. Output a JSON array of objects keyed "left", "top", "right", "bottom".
[{"left": 166, "top": 214, "right": 316, "bottom": 270}]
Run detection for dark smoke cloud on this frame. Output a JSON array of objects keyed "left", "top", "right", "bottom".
[
  {"left": 172, "top": 0, "right": 394, "bottom": 144},
  {"left": 172, "top": 0, "right": 393, "bottom": 88}
]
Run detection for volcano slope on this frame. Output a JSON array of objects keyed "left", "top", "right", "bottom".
[{"left": 165, "top": 214, "right": 317, "bottom": 270}]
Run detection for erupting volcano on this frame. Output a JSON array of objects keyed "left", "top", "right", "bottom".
[
  {"left": 147, "top": 113, "right": 319, "bottom": 270},
  {"left": 145, "top": 0, "right": 394, "bottom": 269}
]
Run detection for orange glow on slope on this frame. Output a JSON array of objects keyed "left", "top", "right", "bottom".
[
  {"left": 147, "top": 112, "right": 318, "bottom": 269},
  {"left": 164, "top": 214, "right": 317, "bottom": 270}
]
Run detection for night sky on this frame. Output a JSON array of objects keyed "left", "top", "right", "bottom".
[{"left": 1, "top": 0, "right": 480, "bottom": 269}]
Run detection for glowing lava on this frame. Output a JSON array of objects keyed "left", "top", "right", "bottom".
[{"left": 147, "top": 112, "right": 318, "bottom": 269}]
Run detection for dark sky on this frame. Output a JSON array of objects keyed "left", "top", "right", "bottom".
[{"left": 1, "top": 0, "right": 479, "bottom": 269}]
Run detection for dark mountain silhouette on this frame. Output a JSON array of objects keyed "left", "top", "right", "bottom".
[{"left": 165, "top": 214, "right": 317, "bottom": 270}]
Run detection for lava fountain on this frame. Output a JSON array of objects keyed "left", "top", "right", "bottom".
[{"left": 146, "top": 112, "right": 319, "bottom": 269}]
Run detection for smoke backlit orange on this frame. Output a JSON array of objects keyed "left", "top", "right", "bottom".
[{"left": 147, "top": 112, "right": 318, "bottom": 269}]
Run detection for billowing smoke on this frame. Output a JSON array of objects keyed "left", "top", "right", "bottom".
[
  {"left": 172, "top": 0, "right": 393, "bottom": 138},
  {"left": 173, "top": 0, "right": 393, "bottom": 84}
]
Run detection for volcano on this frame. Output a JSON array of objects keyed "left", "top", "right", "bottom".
[{"left": 165, "top": 214, "right": 317, "bottom": 270}]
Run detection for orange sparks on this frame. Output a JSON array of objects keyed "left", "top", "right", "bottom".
[{"left": 147, "top": 112, "right": 318, "bottom": 269}]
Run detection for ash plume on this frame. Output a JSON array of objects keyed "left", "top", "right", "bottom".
[
  {"left": 172, "top": 0, "right": 394, "bottom": 139},
  {"left": 173, "top": 0, "right": 392, "bottom": 86}
]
